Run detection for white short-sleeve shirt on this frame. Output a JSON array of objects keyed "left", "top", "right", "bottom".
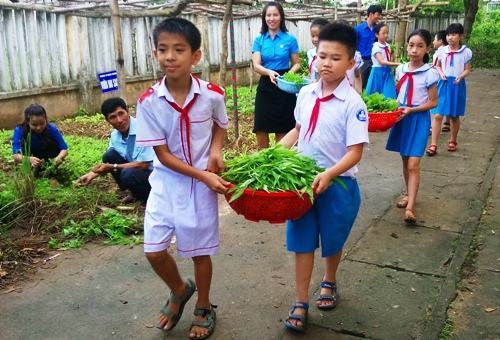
[
  {"left": 346, "top": 51, "right": 364, "bottom": 86},
  {"left": 438, "top": 45, "right": 472, "bottom": 77},
  {"left": 135, "top": 75, "right": 229, "bottom": 172},
  {"left": 294, "top": 77, "right": 369, "bottom": 178},
  {"left": 371, "top": 42, "right": 391, "bottom": 67},
  {"left": 431, "top": 46, "right": 444, "bottom": 67},
  {"left": 395, "top": 63, "right": 439, "bottom": 107},
  {"left": 307, "top": 47, "right": 319, "bottom": 80}
]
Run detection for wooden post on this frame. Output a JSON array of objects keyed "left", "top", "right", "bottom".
[
  {"left": 357, "top": 0, "right": 362, "bottom": 24},
  {"left": 394, "top": 0, "right": 408, "bottom": 61},
  {"left": 219, "top": 0, "right": 232, "bottom": 87},
  {"left": 109, "top": 0, "right": 126, "bottom": 97},
  {"left": 196, "top": 14, "right": 211, "bottom": 81}
]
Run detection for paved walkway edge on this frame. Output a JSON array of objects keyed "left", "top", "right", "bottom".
[{"left": 419, "top": 136, "right": 500, "bottom": 339}]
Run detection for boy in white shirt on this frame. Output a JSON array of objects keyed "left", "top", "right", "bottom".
[
  {"left": 136, "top": 18, "right": 229, "bottom": 340},
  {"left": 280, "top": 22, "right": 369, "bottom": 333}
]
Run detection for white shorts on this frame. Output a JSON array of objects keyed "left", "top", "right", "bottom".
[{"left": 143, "top": 169, "right": 219, "bottom": 257}]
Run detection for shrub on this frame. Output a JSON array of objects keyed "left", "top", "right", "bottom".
[{"left": 468, "top": 9, "right": 500, "bottom": 68}]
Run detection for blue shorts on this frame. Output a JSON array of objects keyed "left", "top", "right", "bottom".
[{"left": 286, "top": 177, "right": 361, "bottom": 257}]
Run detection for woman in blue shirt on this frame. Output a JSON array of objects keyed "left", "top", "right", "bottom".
[
  {"left": 252, "top": 1, "right": 301, "bottom": 149},
  {"left": 12, "top": 104, "right": 68, "bottom": 168}
]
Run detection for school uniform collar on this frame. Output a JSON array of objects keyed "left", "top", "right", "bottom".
[
  {"left": 264, "top": 30, "right": 283, "bottom": 39},
  {"left": 444, "top": 45, "right": 467, "bottom": 54},
  {"left": 157, "top": 75, "right": 201, "bottom": 105},
  {"left": 311, "top": 77, "right": 350, "bottom": 101},
  {"left": 402, "top": 63, "right": 432, "bottom": 74},
  {"left": 375, "top": 41, "right": 390, "bottom": 48}
]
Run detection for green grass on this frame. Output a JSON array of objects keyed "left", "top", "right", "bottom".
[
  {"left": 439, "top": 318, "right": 454, "bottom": 339},
  {"left": 0, "top": 126, "right": 140, "bottom": 251}
]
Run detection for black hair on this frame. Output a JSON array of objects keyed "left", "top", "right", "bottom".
[
  {"left": 374, "top": 22, "right": 387, "bottom": 36},
  {"left": 367, "top": 4, "right": 383, "bottom": 16},
  {"left": 319, "top": 22, "right": 356, "bottom": 58},
  {"left": 446, "top": 23, "right": 464, "bottom": 35},
  {"left": 152, "top": 17, "right": 201, "bottom": 51},
  {"left": 408, "top": 29, "right": 432, "bottom": 63},
  {"left": 435, "top": 30, "right": 448, "bottom": 46},
  {"left": 260, "top": 1, "right": 288, "bottom": 34},
  {"left": 101, "top": 97, "right": 127, "bottom": 119},
  {"left": 310, "top": 18, "right": 329, "bottom": 29},
  {"left": 19, "top": 104, "right": 49, "bottom": 151}
]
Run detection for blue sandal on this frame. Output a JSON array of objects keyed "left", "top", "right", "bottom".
[
  {"left": 283, "top": 301, "right": 309, "bottom": 333},
  {"left": 316, "top": 281, "right": 337, "bottom": 310},
  {"left": 158, "top": 278, "right": 196, "bottom": 331}
]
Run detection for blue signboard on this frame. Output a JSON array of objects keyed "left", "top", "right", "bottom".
[{"left": 98, "top": 70, "right": 119, "bottom": 93}]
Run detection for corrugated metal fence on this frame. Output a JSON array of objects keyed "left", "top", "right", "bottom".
[{"left": 0, "top": 9, "right": 463, "bottom": 94}]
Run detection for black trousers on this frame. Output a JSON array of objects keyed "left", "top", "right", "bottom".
[{"left": 102, "top": 148, "right": 152, "bottom": 204}]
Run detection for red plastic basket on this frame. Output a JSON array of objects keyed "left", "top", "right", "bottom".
[
  {"left": 368, "top": 109, "right": 402, "bottom": 132},
  {"left": 224, "top": 184, "right": 313, "bottom": 224}
]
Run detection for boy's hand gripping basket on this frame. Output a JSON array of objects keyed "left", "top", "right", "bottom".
[
  {"left": 276, "top": 76, "right": 311, "bottom": 94},
  {"left": 224, "top": 184, "right": 313, "bottom": 224},
  {"left": 368, "top": 109, "right": 403, "bottom": 132}
]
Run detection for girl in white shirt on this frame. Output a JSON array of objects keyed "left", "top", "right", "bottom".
[
  {"left": 365, "top": 23, "right": 400, "bottom": 99},
  {"left": 386, "top": 29, "right": 438, "bottom": 224}
]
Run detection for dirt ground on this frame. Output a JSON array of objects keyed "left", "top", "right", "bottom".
[{"left": 0, "top": 70, "right": 499, "bottom": 340}]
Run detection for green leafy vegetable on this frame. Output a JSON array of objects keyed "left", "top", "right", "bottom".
[
  {"left": 361, "top": 92, "right": 399, "bottom": 113},
  {"left": 282, "top": 72, "right": 308, "bottom": 85},
  {"left": 222, "top": 145, "right": 346, "bottom": 203}
]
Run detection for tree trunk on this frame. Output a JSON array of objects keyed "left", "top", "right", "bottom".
[
  {"left": 463, "top": 0, "right": 479, "bottom": 39},
  {"left": 219, "top": 0, "right": 232, "bottom": 87}
]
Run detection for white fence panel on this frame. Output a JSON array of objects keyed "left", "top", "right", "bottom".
[{"left": 0, "top": 7, "right": 465, "bottom": 96}]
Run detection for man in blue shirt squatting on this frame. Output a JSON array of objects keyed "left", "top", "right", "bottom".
[
  {"left": 76, "top": 97, "right": 155, "bottom": 205},
  {"left": 355, "top": 4, "right": 383, "bottom": 90}
]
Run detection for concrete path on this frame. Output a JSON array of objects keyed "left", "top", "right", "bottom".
[{"left": 1, "top": 70, "right": 499, "bottom": 340}]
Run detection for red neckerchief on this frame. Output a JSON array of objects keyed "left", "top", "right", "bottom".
[
  {"left": 304, "top": 92, "right": 335, "bottom": 140},
  {"left": 164, "top": 76, "right": 200, "bottom": 166},
  {"left": 433, "top": 55, "right": 439, "bottom": 67},
  {"left": 309, "top": 55, "right": 317, "bottom": 77},
  {"left": 396, "top": 72, "right": 414, "bottom": 107},
  {"left": 383, "top": 45, "right": 391, "bottom": 62},
  {"left": 446, "top": 50, "right": 458, "bottom": 68}
]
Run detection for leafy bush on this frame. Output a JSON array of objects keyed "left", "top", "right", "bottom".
[
  {"left": 225, "top": 86, "right": 256, "bottom": 116},
  {"left": 468, "top": 9, "right": 500, "bottom": 68}
]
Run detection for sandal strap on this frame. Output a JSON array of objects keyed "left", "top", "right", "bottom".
[
  {"left": 193, "top": 304, "right": 217, "bottom": 317},
  {"left": 318, "top": 294, "right": 336, "bottom": 301},
  {"left": 320, "top": 281, "right": 337, "bottom": 291},
  {"left": 169, "top": 278, "right": 196, "bottom": 304},
  {"left": 287, "top": 314, "right": 305, "bottom": 322},
  {"left": 290, "top": 301, "right": 309, "bottom": 311}
]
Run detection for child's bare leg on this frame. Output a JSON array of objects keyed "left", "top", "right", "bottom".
[
  {"left": 431, "top": 114, "right": 443, "bottom": 147},
  {"left": 287, "top": 252, "right": 314, "bottom": 328},
  {"left": 256, "top": 132, "right": 270, "bottom": 149},
  {"left": 189, "top": 255, "right": 213, "bottom": 339},
  {"left": 317, "top": 250, "right": 342, "bottom": 308},
  {"left": 450, "top": 117, "right": 460, "bottom": 142},
  {"left": 402, "top": 155, "right": 410, "bottom": 192},
  {"left": 275, "top": 132, "right": 286, "bottom": 143},
  {"left": 406, "top": 157, "right": 421, "bottom": 213},
  {"left": 145, "top": 250, "right": 186, "bottom": 330}
]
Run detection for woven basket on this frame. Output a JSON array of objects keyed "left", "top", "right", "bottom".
[
  {"left": 368, "top": 110, "right": 402, "bottom": 132},
  {"left": 276, "top": 76, "right": 311, "bottom": 94},
  {"left": 224, "top": 184, "right": 313, "bottom": 224}
]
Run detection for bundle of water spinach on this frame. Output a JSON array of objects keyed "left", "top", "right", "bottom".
[{"left": 222, "top": 144, "right": 346, "bottom": 203}]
